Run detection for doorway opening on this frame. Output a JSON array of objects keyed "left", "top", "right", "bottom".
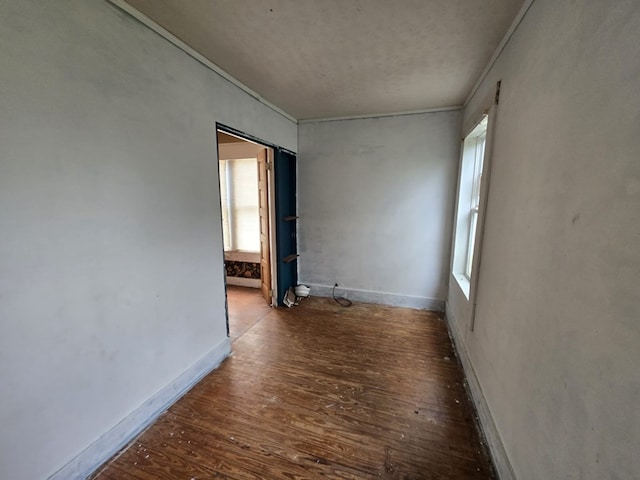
[
  {"left": 217, "top": 131, "right": 275, "bottom": 301},
  {"left": 216, "top": 125, "right": 298, "bottom": 339},
  {"left": 216, "top": 129, "right": 275, "bottom": 339}
]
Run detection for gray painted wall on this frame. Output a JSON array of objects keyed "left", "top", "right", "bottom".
[
  {"left": 448, "top": 0, "right": 640, "bottom": 478},
  {"left": 0, "top": 1, "right": 296, "bottom": 479},
  {"left": 298, "top": 112, "right": 461, "bottom": 309}
]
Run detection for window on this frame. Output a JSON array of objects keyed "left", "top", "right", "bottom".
[
  {"left": 452, "top": 115, "right": 488, "bottom": 297},
  {"left": 465, "top": 129, "right": 486, "bottom": 278},
  {"left": 219, "top": 158, "right": 260, "bottom": 252}
]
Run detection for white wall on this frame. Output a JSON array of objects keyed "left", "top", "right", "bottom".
[
  {"left": 448, "top": 0, "right": 640, "bottom": 478},
  {"left": 0, "top": 1, "right": 296, "bottom": 479},
  {"left": 298, "top": 112, "right": 461, "bottom": 309}
]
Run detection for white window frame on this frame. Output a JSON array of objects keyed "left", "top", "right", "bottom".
[
  {"left": 452, "top": 114, "right": 489, "bottom": 299},
  {"left": 218, "top": 157, "right": 261, "bottom": 253},
  {"left": 464, "top": 130, "right": 486, "bottom": 279}
]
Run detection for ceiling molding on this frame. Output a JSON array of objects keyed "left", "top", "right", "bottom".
[
  {"left": 463, "top": 0, "right": 537, "bottom": 108},
  {"left": 106, "top": 0, "right": 298, "bottom": 124},
  {"left": 299, "top": 106, "right": 463, "bottom": 124}
]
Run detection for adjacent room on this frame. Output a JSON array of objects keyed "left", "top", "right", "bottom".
[
  {"left": 1, "top": 1, "right": 638, "bottom": 479},
  {"left": 216, "top": 130, "right": 275, "bottom": 339}
]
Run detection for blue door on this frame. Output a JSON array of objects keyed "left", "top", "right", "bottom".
[{"left": 274, "top": 149, "right": 297, "bottom": 305}]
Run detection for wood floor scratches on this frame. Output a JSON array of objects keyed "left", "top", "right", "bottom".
[{"left": 91, "top": 295, "right": 495, "bottom": 479}]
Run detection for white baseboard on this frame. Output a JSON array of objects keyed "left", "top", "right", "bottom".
[
  {"left": 226, "top": 276, "right": 261, "bottom": 288},
  {"left": 48, "top": 337, "right": 231, "bottom": 480},
  {"left": 304, "top": 283, "right": 444, "bottom": 311},
  {"left": 444, "top": 302, "right": 516, "bottom": 480}
]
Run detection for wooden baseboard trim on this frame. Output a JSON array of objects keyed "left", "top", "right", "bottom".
[{"left": 226, "top": 277, "right": 261, "bottom": 288}]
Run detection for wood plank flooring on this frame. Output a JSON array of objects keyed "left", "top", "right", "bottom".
[
  {"left": 91, "top": 295, "right": 495, "bottom": 479},
  {"left": 226, "top": 286, "right": 272, "bottom": 341}
]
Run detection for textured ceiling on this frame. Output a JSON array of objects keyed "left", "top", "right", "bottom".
[{"left": 124, "top": 0, "right": 525, "bottom": 120}]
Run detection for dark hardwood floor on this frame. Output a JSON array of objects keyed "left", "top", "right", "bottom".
[{"left": 91, "top": 294, "right": 495, "bottom": 479}]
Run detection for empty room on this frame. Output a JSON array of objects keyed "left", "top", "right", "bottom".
[{"left": 1, "top": 1, "right": 638, "bottom": 479}]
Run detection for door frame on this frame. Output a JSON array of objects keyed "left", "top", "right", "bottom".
[{"left": 215, "top": 124, "right": 289, "bottom": 331}]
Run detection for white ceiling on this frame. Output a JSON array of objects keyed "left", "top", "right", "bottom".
[{"left": 124, "top": 0, "right": 526, "bottom": 120}]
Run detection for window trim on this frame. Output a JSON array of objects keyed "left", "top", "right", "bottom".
[{"left": 451, "top": 108, "right": 494, "bottom": 304}]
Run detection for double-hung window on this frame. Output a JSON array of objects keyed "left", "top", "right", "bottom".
[
  {"left": 219, "top": 158, "right": 260, "bottom": 253},
  {"left": 452, "top": 115, "right": 489, "bottom": 297},
  {"left": 465, "top": 129, "right": 486, "bottom": 278}
]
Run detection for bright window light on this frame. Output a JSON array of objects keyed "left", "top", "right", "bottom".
[
  {"left": 465, "top": 130, "right": 486, "bottom": 278},
  {"left": 219, "top": 158, "right": 260, "bottom": 253},
  {"left": 452, "top": 115, "right": 489, "bottom": 297}
]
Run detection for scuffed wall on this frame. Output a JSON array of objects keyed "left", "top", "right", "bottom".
[
  {"left": 298, "top": 111, "right": 461, "bottom": 309},
  {"left": 0, "top": 1, "right": 296, "bottom": 478},
  {"left": 448, "top": 1, "right": 640, "bottom": 478}
]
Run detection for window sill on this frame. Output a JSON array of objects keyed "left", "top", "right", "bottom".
[
  {"left": 224, "top": 250, "right": 260, "bottom": 263},
  {"left": 454, "top": 273, "right": 471, "bottom": 301}
]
